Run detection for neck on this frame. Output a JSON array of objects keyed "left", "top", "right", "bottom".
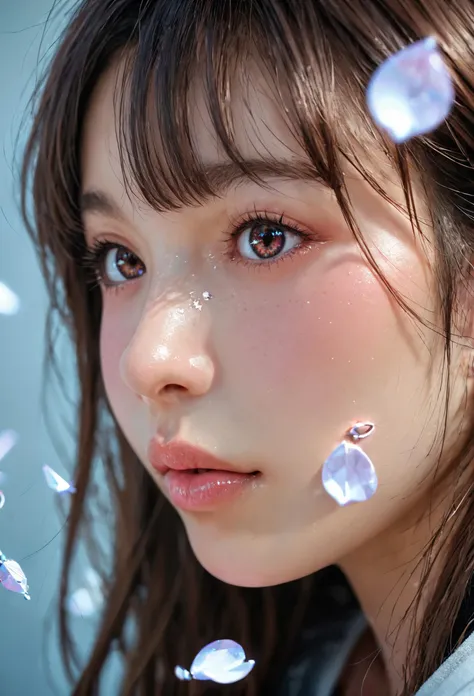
[{"left": 339, "top": 497, "right": 449, "bottom": 695}]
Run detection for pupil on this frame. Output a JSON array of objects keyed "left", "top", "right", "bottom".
[
  {"left": 250, "top": 225, "right": 284, "bottom": 259},
  {"left": 262, "top": 230, "right": 274, "bottom": 246},
  {"left": 116, "top": 249, "right": 143, "bottom": 278}
]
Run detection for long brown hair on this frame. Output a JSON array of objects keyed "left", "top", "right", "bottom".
[{"left": 21, "top": 0, "right": 474, "bottom": 693}]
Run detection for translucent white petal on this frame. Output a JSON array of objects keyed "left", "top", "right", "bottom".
[
  {"left": 42, "top": 465, "right": 75, "bottom": 493},
  {"left": 0, "top": 282, "right": 20, "bottom": 315},
  {"left": 0, "top": 430, "right": 18, "bottom": 463},
  {"left": 367, "top": 37, "right": 454, "bottom": 143},
  {"left": 204, "top": 660, "right": 256, "bottom": 684},
  {"left": 66, "top": 568, "right": 104, "bottom": 616},
  {"left": 67, "top": 588, "right": 102, "bottom": 616},
  {"left": 0, "top": 559, "right": 29, "bottom": 596},
  {"left": 174, "top": 666, "right": 192, "bottom": 681},
  {"left": 190, "top": 639, "right": 245, "bottom": 678}
]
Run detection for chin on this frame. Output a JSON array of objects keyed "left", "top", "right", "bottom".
[{"left": 186, "top": 526, "right": 322, "bottom": 588}]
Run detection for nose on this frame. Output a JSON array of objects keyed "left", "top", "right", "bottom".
[{"left": 120, "top": 302, "right": 215, "bottom": 402}]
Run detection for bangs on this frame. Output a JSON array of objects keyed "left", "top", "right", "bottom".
[{"left": 111, "top": 0, "right": 395, "bottom": 213}]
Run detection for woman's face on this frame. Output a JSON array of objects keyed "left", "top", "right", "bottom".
[{"left": 81, "top": 63, "right": 466, "bottom": 587}]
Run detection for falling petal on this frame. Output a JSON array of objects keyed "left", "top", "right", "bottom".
[
  {"left": 0, "top": 281, "right": 20, "bottom": 315},
  {"left": 205, "top": 660, "right": 256, "bottom": 684},
  {"left": 174, "top": 666, "right": 192, "bottom": 681},
  {"left": 190, "top": 639, "right": 245, "bottom": 678},
  {"left": 67, "top": 588, "right": 99, "bottom": 616},
  {"left": 175, "top": 639, "right": 255, "bottom": 684},
  {"left": 66, "top": 568, "right": 104, "bottom": 617},
  {"left": 42, "top": 465, "right": 76, "bottom": 494},
  {"left": 367, "top": 37, "right": 454, "bottom": 143},
  {"left": 0, "top": 430, "right": 18, "bottom": 463},
  {"left": 0, "top": 554, "right": 30, "bottom": 599}
]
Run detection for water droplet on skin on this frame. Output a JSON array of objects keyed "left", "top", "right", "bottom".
[
  {"left": 202, "top": 291, "right": 213, "bottom": 301},
  {"left": 192, "top": 300, "right": 203, "bottom": 311}
]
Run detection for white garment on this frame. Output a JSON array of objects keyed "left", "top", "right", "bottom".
[{"left": 414, "top": 631, "right": 474, "bottom": 696}]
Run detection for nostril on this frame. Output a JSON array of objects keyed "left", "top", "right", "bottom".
[{"left": 162, "top": 383, "right": 187, "bottom": 395}]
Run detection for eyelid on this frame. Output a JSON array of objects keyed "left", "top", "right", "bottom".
[
  {"left": 226, "top": 209, "right": 318, "bottom": 240},
  {"left": 84, "top": 230, "right": 143, "bottom": 255}
]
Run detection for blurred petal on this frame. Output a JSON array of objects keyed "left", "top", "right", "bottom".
[
  {"left": 0, "top": 281, "right": 20, "bottom": 316},
  {"left": 66, "top": 567, "right": 104, "bottom": 617},
  {"left": 367, "top": 37, "right": 454, "bottom": 143},
  {"left": 0, "top": 430, "right": 18, "bottom": 463}
]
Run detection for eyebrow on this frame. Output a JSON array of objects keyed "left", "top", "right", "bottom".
[
  {"left": 80, "top": 157, "right": 324, "bottom": 218},
  {"left": 80, "top": 190, "right": 125, "bottom": 220}
]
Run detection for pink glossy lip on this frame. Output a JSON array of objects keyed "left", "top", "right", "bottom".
[{"left": 147, "top": 439, "right": 259, "bottom": 511}]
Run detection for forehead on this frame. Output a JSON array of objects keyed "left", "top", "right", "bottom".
[
  {"left": 80, "top": 55, "right": 417, "bottom": 230},
  {"left": 81, "top": 59, "right": 308, "bottom": 194}
]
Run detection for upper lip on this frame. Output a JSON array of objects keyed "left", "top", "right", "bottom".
[{"left": 147, "top": 438, "right": 248, "bottom": 475}]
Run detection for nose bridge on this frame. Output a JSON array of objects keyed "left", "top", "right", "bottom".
[{"left": 120, "top": 293, "right": 214, "bottom": 399}]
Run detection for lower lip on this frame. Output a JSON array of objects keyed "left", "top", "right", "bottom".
[{"left": 162, "top": 470, "right": 258, "bottom": 511}]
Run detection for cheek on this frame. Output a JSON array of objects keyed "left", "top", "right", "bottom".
[
  {"left": 99, "top": 296, "right": 139, "bottom": 427},
  {"left": 217, "top": 250, "right": 437, "bottom": 486},
  {"left": 221, "top": 260, "right": 400, "bottom": 411},
  {"left": 100, "top": 310, "right": 124, "bottom": 396}
]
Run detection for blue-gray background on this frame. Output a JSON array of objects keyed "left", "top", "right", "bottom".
[{"left": 0, "top": 1, "right": 115, "bottom": 693}]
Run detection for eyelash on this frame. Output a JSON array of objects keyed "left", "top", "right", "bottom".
[
  {"left": 224, "top": 210, "right": 317, "bottom": 267},
  {"left": 82, "top": 239, "right": 131, "bottom": 293},
  {"left": 82, "top": 211, "right": 319, "bottom": 291}
]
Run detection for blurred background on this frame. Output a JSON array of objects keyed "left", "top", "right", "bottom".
[{"left": 0, "top": 1, "right": 115, "bottom": 693}]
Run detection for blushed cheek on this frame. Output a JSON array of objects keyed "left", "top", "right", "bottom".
[{"left": 219, "top": 254, "right": 432, "bottom": 457}]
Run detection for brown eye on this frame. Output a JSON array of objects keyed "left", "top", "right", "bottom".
[
  {"left": 103, "top": 246, "right": 146, "bottom": 285},
  {"left": 237, "top": 223, "right": 300, "bottom": 261}
]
